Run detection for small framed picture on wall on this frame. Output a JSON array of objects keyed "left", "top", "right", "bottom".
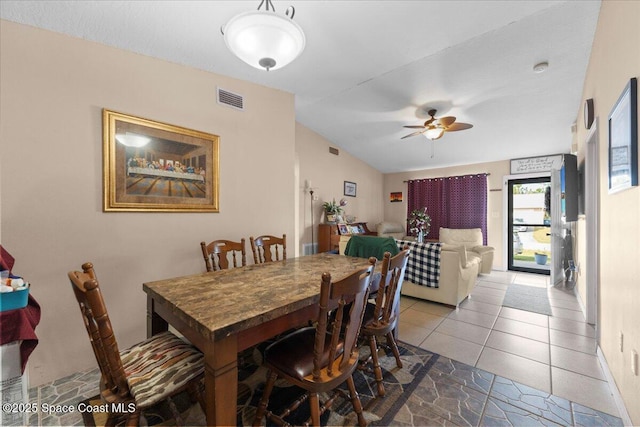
[{"left": 344, "top": 181, "right": 357, "bottom": 197}]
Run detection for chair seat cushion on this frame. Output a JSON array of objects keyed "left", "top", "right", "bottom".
[
  {"left": 120, "top": 331, "right": 203, "bottom": 407},
  {"left": 264, "top": 327, "right": 344, "bottom": 381}
]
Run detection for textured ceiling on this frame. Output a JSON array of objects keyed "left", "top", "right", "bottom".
[{"left": 0, "top": 1, "right": 601, "bottom": 173}]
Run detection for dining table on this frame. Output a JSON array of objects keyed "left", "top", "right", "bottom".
[{"left": 143, "top": 252, "right": 376, "bottom": 426}]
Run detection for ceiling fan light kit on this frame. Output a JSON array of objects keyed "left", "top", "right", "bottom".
[
  {"left": 222, "top": 0, "right": 306, "bottom": 71},
  {"left": 424, "top": 128, "right": 445, "bottom": 140},
  {"left": 402, "top": 108, "right": 473, "bottom": 140}
]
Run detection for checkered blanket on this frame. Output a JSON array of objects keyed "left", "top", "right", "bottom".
[{"left": 396, "top": 240, "right": 442, "bottom": 288}]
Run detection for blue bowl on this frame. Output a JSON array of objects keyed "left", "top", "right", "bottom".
[{"left": 0, "top": 287, "right": 29, "bottom": 312}]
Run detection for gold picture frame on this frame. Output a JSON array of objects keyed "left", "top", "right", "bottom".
[{"left": 103, "top": 109, "right": 219, "bottom": 212}]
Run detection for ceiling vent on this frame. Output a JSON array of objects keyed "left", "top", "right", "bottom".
[
  {"left": 217, "top": 88, "right": 244, "bottom": 111},
  {"left": 329, "top": 147, "right": 339, "bottom": 155}
]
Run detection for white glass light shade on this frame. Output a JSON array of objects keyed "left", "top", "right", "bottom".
[
  {"left": 424, "top": 128, "right": 444, "bottom": 140},
  {"left": 115, "top": 133, "right": 151, "bottom": 147},
  {"left": 223, "top": 10, "right": 305, "bottom": 71}
]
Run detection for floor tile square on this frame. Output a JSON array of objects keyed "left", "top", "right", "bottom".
[
  {"left": 399, "top": 307, "right": 446, "bottom": 329},
  {"left": 458, "top": 298, "right": 502, "bottom": 316},
  {"left": 485, "top": 330, "right": 550, "bottom": 364},
  {"left": 551, "top": 367, "right": 619, "bottom": 417},
  {"left": 548, "top": 317, "right": 596, "bottom": 338},
  {"left": 447, "top": 307, "right": 498, "bottom": 329},
  {"left": 549, "top": 329, "right": 597, "bottom": 354},
  {"left": 398, "top": 320, "right": 433, "bottom": 347},
  {"left": 550, "top": 345, "right": 605, "bottom": 380},
  {"left": 476, "top": 280, "right": 510, "bottom": 291},
  {"left": 477, "top": 347, "right": 551, "bottom": 393},
  {"left": 407, "top": 298, "right": 455, "bottom": 318},
  {"left": 468, "top": 292, "right": 505, "bottom": 306},
  {"left": 472, "top": 286, "right": 507, "bottom": 299},
  {"left": 420, "top": 331, "right": 483, "bottom": 366},
  {"left": 434, "top": 318, "right": 492, "bottom": 345},
  {"left": 551, "top": 304, "right": 586, "bottom": 320},
  {"left": 499, "top": 306, "right": 549, "bottom": 327},
  {"left": 493, "top": 317, "right": 549, "bottom": 343},
  {"left": 480, "top": 271, "right": 516, "bottom": 284}
]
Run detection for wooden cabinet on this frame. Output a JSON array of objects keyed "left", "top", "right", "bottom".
[{"left": 317, "top": 223, "right": 375, "bottom": 253}]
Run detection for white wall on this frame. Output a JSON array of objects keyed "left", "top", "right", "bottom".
[
  {"left": 572, "top": 1, "right": 640, "bottom": 423},
  {"left": 296, "top": 124, "right": 385, "bottom": 252},
  {"left": 0, "top": 21, "right": 297, "bottom": 385}
]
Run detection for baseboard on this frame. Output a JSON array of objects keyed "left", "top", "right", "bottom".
[{"left": 596, "top": 346, "right": 633, "bottom": 426}]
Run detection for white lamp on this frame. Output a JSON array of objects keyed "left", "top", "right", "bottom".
[
  {"left": 115, "top": 132, "right": 151, "bottom": 147},
  {"left": 222, "top": 0, "right": 305, "bottom": 71}
]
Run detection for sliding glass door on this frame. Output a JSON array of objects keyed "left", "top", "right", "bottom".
[{"left": 507, "top": 177, "right": 552, "bottom": 274}]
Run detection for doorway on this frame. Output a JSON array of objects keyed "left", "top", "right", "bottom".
[{"left": 507, "top": 177, "right": 552, "bottom": 274}]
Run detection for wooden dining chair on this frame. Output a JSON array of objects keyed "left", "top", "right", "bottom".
[
  {"left": 200, "top": 238, "right": 246, "bottom": 271},
  {"left": 252, "top": 257, "right": 377, "bottom": 427},
  {"left": 359, "top": 248, "right": 410, "bottom": 397},
  {"left": 250, "top": 234, "right": 286, "bottom": 264},
  {"left": 68, "top": 262, "right": 205, "bottom": 426}
]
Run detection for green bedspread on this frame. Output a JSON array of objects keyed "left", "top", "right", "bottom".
[{"left": 344, "top": 235, "right": 399, "bottom": 260}]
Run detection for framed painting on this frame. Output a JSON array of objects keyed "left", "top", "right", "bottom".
[
  {"left": 390, "top": 191, "right": 403, "bottom": 202},
  {"left": 608, "top": 78, "right": 638, "bottom": 194},
  {"left": 344, "top": 181, "right": 357, "bottom": 197},
  {"left": 103, "top": 109, "right": 219, "bottom": 212}
]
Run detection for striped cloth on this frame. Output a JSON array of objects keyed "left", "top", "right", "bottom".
[
  {"left": 120, "top": 331, "right": 203, "bottom": 407},
  {"left": 396, "top": 240, "right": 442, "bottom": 288}
]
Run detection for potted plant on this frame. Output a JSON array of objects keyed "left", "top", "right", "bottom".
[
  {"left": 534, "top": 252, "right": 548, "bottom": 265},
  {"left": 322, "top": 198, "right": 347, "bottom": 223},
  {"left": 408, "top": 207, "right": 431, "bottom": 242}
]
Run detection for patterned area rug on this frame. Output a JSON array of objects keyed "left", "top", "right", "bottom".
[
  {"left": 81, "top": 340, "right": 438, "bottom": 426},
  {"left": 502, "top": 283, "right": 553, "bottom": 316}
]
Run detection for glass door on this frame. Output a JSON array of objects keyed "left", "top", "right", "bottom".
[{"left": 507, "top": 177, "right": 552, "bottom": 274}]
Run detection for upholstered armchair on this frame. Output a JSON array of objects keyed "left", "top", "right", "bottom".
[
  {"left": 439, "top": 227, "right": 494, "bottom": 274},
  {"left": 376, "top": 221, "right": 413, "bottom": 240}
]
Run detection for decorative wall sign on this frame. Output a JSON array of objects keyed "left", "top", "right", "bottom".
[
  {"left": 103, "top": 109, "right": 220, "bottom": 212},
  {"left": 510, "top": 155, "right": 563, "bottom": 174},
  {"left": 608, "top": 78, "right": 638, "bottom": 194}
]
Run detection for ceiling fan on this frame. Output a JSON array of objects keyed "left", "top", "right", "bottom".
[{"left": 401, "top": 109, "right": 473, "bottom": 140}]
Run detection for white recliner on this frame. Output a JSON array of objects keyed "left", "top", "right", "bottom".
[
  {"left": 376, "top": 221, "right": 413, "bottom": 240},
  {"left": 439, "top": 227, "right": 494, "bottom": 274}
]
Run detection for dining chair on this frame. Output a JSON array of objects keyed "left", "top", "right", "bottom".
[
  {"left": 359, "top": 248, "right": 410, "bottom": 397},
  {"left": 68, "top": 262, "right": 205, "bottom": 426},
  {"left": 252, "top": 257, "right": 377, "bottom": 427},
  {"left": 250, "top": 234, "right": 286, "bottom": 264},
  {"left": 200, "top": 238, "right": 246, "bottom": 271}
]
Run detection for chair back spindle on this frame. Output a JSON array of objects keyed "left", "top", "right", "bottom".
[
  {"left": 201, "top": 238, "right": 246, "bottom": 271},
  {"left": 250, "top": 234, "right": 286, "bottom": 264}
]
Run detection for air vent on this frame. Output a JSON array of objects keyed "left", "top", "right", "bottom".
[
  {"left": 217, "top": 88, "right": 244, "bottom": 110},
  {"left": 329, "top": 147, "right": 339, "bottom": 155}
]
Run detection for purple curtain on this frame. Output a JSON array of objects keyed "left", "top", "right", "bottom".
[{"left": 407, "top": 174, "right": 488, "bottom": 244}]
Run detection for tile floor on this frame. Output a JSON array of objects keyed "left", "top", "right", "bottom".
[
  {"left": 17, "top": 271, "right": 626, "bottom": 426},
  {"left": 399, "top": 270, "right": 621, "bottom": 419}
]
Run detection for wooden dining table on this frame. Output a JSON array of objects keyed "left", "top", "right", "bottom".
[{"left": 143, "top": 252, "right": 375, "bottom": 426}]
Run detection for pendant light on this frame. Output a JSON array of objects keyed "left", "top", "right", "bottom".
[{"left": 222, "top": 0, "right": 306, "bottom": 71}]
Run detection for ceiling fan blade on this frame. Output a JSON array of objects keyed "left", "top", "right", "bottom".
[
  {"left": 401, "top": 130, "right": 425, "bottom": 139},
  {"left": 403, "top": 125, "right": 426, "bottom": 129},
  {"left": 445, "top": 122, "right": 473, "bottom": 131},
  {"left": 437, "top": 116, "right": 456, "bottom": 127}
]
